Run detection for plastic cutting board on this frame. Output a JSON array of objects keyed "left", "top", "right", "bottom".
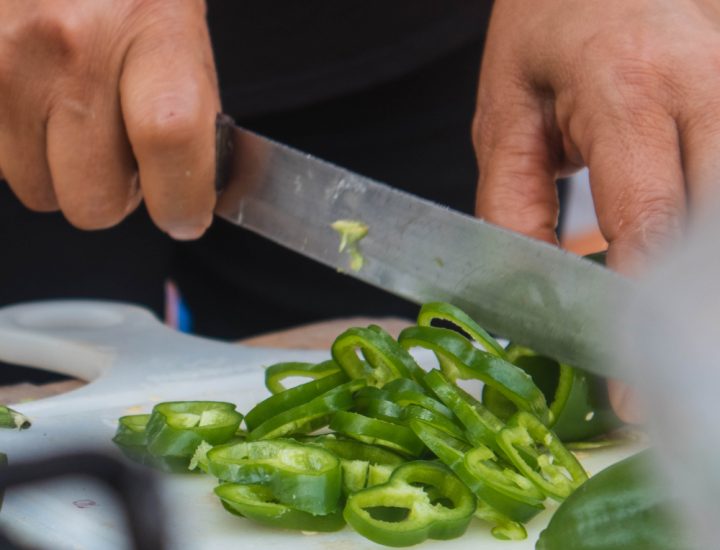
[{"left": 0, "top": 300, "right": 644, "bottom": 549}]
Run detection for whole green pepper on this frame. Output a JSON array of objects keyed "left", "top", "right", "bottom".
[{"left": 536, "top": 451, "right": 688, "bottom": 550}]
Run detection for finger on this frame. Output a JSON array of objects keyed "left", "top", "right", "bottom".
[
  {"left": 578, "top": 106, "right": 685, "bottom": 275},
  {"left": 46, "top": 90, "right": 138, "bottom": 229},
  {"left": 607, "top": 379, "right": 645, "bottom": 424},
  {"left": 120, "top": 2, "right": 219, "bottom": 240},
  {"left": 474, "top": 85, "right": 561, "bottom": 245},
  {"left": 678, "top": 97, "right": 720, "bottom": 211},
  {"left": 0, "top": 116, "right": 57, "bottom": 212}
]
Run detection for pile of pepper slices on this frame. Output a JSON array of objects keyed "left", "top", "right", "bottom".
[{"left": 113, "top": 302, "right": 622, "bottom": 547}]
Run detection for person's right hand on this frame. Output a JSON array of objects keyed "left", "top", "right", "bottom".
[{"left": 0, "top": 0, "right": 220, "bottom": 239}]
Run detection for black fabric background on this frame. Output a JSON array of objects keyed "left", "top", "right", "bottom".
[{"left": 207, "top": 1, "right": 492, "bottom": 116}]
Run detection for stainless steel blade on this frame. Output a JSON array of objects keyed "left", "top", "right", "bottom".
[{"left": 215, "top": 124, "right": 634, "bottom": 378}]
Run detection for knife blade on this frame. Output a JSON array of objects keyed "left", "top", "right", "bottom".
[{"left": 214, "top": 116, "right": 634, "bottom": 379}]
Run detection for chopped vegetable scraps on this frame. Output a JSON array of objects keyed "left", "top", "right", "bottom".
[
  {"left": 0, "top": 405, "right": 30, "bottom": 430},
  {"left": 331, "top": 219, "right": 368, "bottom": 271}
]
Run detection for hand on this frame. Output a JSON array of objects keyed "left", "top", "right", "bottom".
[
  {"left": 0, "top": 0, "right": 220, "bottom": 239},
  {"left": 471, "top": 0, "right": 720, "bottom": 271},
  {"left": 472, "top": 0, "right": 720, "bottom": 421}
]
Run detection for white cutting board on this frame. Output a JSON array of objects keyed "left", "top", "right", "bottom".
[{"left": 0, "top": 300, "right": 644, "bottom": 550}]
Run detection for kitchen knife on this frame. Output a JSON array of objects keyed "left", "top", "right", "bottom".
[{"left": 214, "top": 115, "right": 634, "bottom": 378}]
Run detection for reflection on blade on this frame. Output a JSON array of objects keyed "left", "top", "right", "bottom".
[{"left": 215, "top": 126, "right": 634, "bottom": 378}]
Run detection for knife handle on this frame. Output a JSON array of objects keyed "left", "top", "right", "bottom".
[{"left": 214, "top": 113, "right": 235, "bottom": 193}]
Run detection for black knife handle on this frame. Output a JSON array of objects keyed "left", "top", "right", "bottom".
[{"left": 214, "top": 113, "right": 235, "bottom": 193}]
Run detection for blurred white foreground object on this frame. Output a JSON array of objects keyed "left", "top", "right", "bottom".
[{"left": 620, "top": 196, "right": 720, "bottom": 550}]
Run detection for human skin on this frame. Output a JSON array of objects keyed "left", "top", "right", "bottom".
[
  {"left": 473, "top": 0, "right": 720, "bottom": 420},
  {"left": 0, "top": 0, "right": 220, "bottom": 239},
  {"left": 1, "top": 0, "right": 710, "bottom": 418}
]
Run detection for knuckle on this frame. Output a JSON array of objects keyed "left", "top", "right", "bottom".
[
  {"left": 20, "top": 10, "right": 89, "bottom": 66},
  {"left": 129, "top": 98, "right": 207, "bottom": 152},
  {"left": 584, "top": 29, "right": 688, "bottom": 111},
  {"left": 606, "top": 60, "right": 664, "bottom": 105},
  {"left": 614, "top": 190, "right": 683, "bottom": 244}
]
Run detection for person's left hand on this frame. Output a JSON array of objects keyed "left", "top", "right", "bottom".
[{"left": 471, "top": 0, "right": 720, "bottom": 422}]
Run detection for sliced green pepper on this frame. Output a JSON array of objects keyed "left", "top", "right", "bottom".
[
  {"left": 297, "top": 434, "right": 405, "bottom": 466},
  {"left": 113, "top": 414, "right": 151, "bottom": 448},
  {"left": 401, "top": 404, "right": 467, "bottom": 442},
  {"left": 353, "top": 389, "right": 405, "bottom": 423},
  {"left": 299, "top": 434, "right": 405, "bottom": 495},
  {"left": 113, "top": 413, "right": 198, "bottom": 473},
  {"left": 536, "top": 451, "right": 687, "bottom": 550},
  {"left": 248, "top": 379, "right": 364, "bottom": 440},
  {"left": 416, "top": 302, "right": 507, "bottom": 359},
  {"left": 474, "top": 500, "right": 527, "bottom": 541},
  {"left": 330, "top": 411, "right": 425, "bottom": 457},
  {"left": 382, "top": 378, "right": 455, "bottom": 420},
  {"left": 367, "top": 462, "right": 396, "bottom": 487},
  {"left": 332, "top": 325, "right": 425, "bottom": 387},
  {"left": 0, "top": 405, "right": 30, "bottom": 430},
  {"left": 344, "top": 461, "right": 476, "bottom": 547},
  {"left": 483, "top": 344, "right": 623, "bottom": 441},
  {"left": 497, "top": 411, "right": 588, "bottom": 501},
  {"left": 245, "top": 370, "right": 348, "bottom": 432},
  {"left": 424, "top": 369, "right": 505, "bottom": 453},
  {"left": 342, "top": 459, "right": 370, "bottom": 494},
  {"left": 399, "top": 326, "right": 550, "bottom": 425},
  {"left": 145, "top": 401, "right": 243, "bottom": 461},
  {"left": 464, "top": 445, "right": 545, "bottom": 512},
  {"left": 215, "top": 483, "right": 346, "bottom": 532},
  {"left": 206, "top": 439, "right": 342, "bottom": 515},
  {"left": 410, "top": 418, "right": 544, "bottom": 524},
  {"left": 264, "top": 359, "right": 341, "bottom": 395}
]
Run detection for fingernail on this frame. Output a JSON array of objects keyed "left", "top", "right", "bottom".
[{"left": 168, "top": 225, "right": 207, "bottom": 241}]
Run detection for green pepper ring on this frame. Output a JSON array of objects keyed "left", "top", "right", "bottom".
[{"left": 482, "top": 345, "right": 624, "bottom": 442}]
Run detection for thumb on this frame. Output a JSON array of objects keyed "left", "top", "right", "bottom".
[{"left": 473, "top": 86, "right": 561, "bottom": 245}]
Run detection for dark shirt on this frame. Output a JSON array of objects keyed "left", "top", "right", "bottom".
[
  {"left": 207, "top": 1, "right": 492, "bottom": 116},
  {"left": 0, "top": 2, "right": 496, "bottom": 347}
]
